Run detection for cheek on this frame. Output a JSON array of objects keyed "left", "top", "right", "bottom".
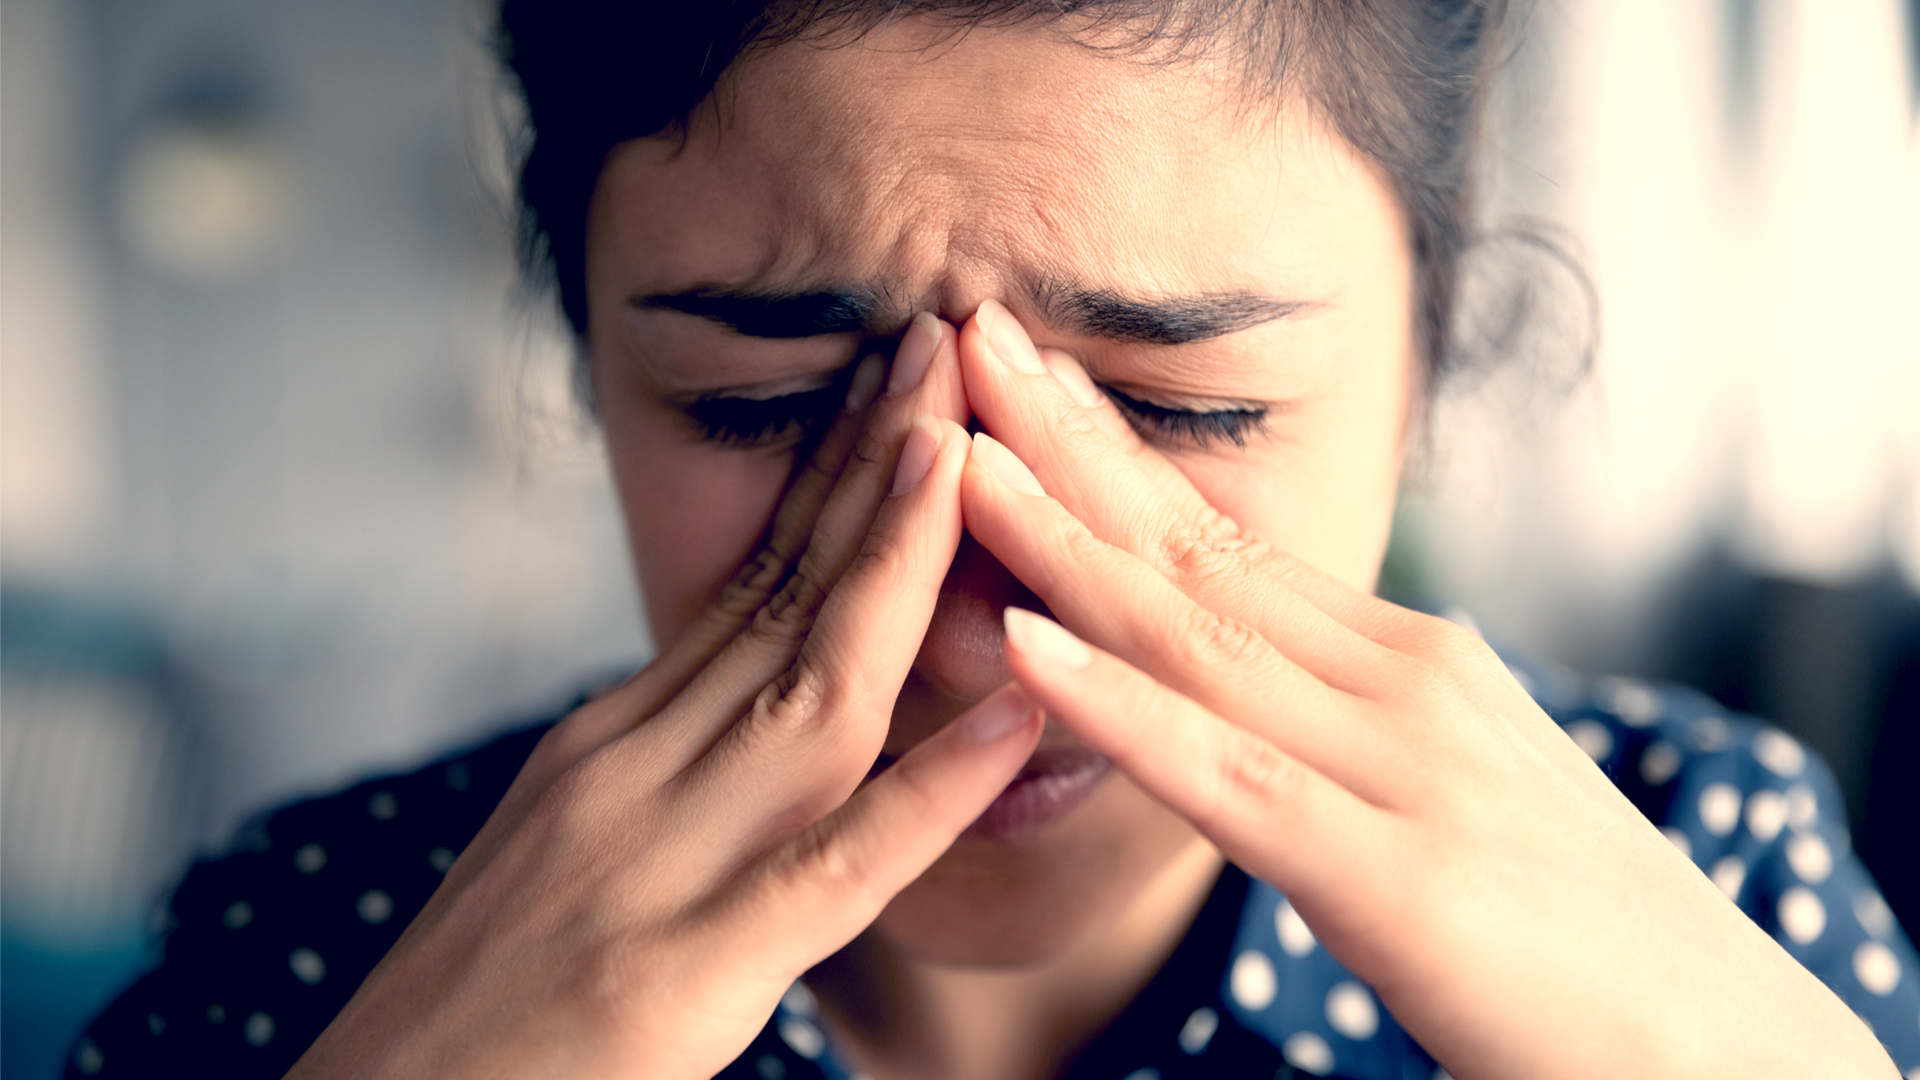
[
  {"left": 1177, "top": 392, "right": 1408, "bottom": 591},
  {"left": 603, "top": 406, "right": 794, "bottom": 648}
]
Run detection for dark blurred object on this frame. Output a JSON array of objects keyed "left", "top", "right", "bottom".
[
  {"left": 1648, "top": 548, "right": 1920, "bottom": 940},
  {"left": 2, "top": 589, "right": 210, "bottom": 1080}
]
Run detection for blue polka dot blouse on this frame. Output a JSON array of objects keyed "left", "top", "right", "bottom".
[{"left": 67, "top": 653, "right": 1920, "bottom": 1078}]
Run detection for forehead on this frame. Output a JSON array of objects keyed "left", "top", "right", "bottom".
[{"left": 588, "top": 19, "right": 1399, "bottom": 320}]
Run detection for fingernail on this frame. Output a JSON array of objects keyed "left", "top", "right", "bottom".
[
  {"left": 1003, "top": 607, "right": 1092, "bottom": 670},
  {"left": 1040, "top": 349, "right": 1105, "bottom": 408},
  {"left": 888, "top": 313, "right": 941, "bottom": 396},
  {"left": 970, "top": 432, "right": 1045, "bottom": 497},
  {"left": 960, "top": 684, "right": 1039, "bottom": 745},
  {"left": 976, "top": 300, "right": 1046, "bottom": 374},
  {"left": 843, "top": 354, "right": 885, "bottom": 412},
  {"left": 892, "top": 416, "right": 941, "bottom": 495}
]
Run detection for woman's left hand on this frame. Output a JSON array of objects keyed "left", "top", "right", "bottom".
[{"left": 951, "top": 301, "right": 1896, "bottom": 1080}]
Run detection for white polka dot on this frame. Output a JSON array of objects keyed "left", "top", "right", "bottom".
[
  {"left": 1599, "top": 678, "right": 1661, "bottom": 727},
  {"left": 1639, "top": 741, "right": 1682, "bottom": 786},
  {"left": 1779, "top": 886, "right": 1827, "bottom": 944},
  {"left": 1905, "top": 1067, "right": 1920, "bottom": 1080},
  {"left": 1282, "top": 1031, "right": 1335, "bottom": 1075},
  {"left": 207, "top": 1004, "right": 226, "bottom": 1024},
  {"left": 780, "top": 981, "right": 817, "bottom": 1017},
  {"left": 223, "top": 900, "right": 253, "bottom": 928},
  {"left": 1786, "top": 833, "right": 1832, "bottom": 884},
  {"left": 1229, "top": 949, "right": 1278, "bottom": 1011},
  {"left": 1276, "top": 900, "right": 1317, "bottom": 957},
  {"left": 1178, "top": 1006, "right": 1219, "bottom": 1054},
  {"left": 1711, "top": 856, "right": 1746, "bottom": 899},
  {"left": 755, "top": 1054, "right": 787, "bottom": 1080},
  {"left": 357, "top": 889, "right": 394, "bottom": 925},
  {"left": 1751, "top": 730, "right": 1805, "bottom": 777},
  {"left": 74, "top": 1039, "right": 104, "bottom": 1075},
  {"left": 1506, "top": 664, "right": 1536, "bottom": 696},
  {"left": 1565, "top": 720, "right": 1614, "bottom": 763},
  {"left": 428, "top": 846, "right": 456, "bottom": 873},
  {"left": 1698, "top": 783, "right": 1742, "bottom": 836},
  {"left": 777, "top": 1016, "right": 825, "bottom": 1059},
  {"left": 1690, "top": 716, "right": 1729, "bottom": 752},
  {"left": 1441, "top": 607, "right": 1482, "bottom": 636},
  {"left": 1786, "top": 785, "right": 1818, "bottom": 829},
  {"left": 1432, "top": 1070, "right": 1455, "bottom": 1080},
  {"left": 1745, "top": 789, "right": 1787, "bottom": 843},
  {"left": 1854, "top": 941, "right": 1902, "bottom": 996},
  {"left": 294, "top": 843, "right": 327, "bottom": 874},
  {"left": 368, "top": 791, "right": 398, "bottom": 820},
  {"left": 1855, "top": 890, "right": 1896, "bottom": 939},
  {"left": 244, "top": 1011, "right": 275, "bottom": 1047},
  {"left": 147, "top": 1012, "right": 166, "bottom": 1035},
  {"left": 1661, "top": 826, "right": 1692, "bottom": 860},
  {"left": 1325, "top": 982, "right": 1379, "bottom": 1040},
  {"left": 289, "top": 947, "right": 326, "bottom": 984},
  {"left": 1121, "top": 1070, "right": 1160, "bottom": 1080}
]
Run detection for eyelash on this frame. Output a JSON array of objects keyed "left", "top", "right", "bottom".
[
  {"left": 685, "top": 379, "right": 1268, "bottom": 451},
  {"left": 1100, "top": 386, "right": 1269, "bottom": 449},
  {"left": 685, "top": 384, "right": 844, "bottom": 447}
]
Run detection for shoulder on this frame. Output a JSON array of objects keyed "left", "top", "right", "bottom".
[{"left": 65, "top": 714, "right": 559, "bottom": 1078}]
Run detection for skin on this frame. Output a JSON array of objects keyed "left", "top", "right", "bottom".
[{"left": 287, "top": 17, "right": 1897, "bottom": 1080}]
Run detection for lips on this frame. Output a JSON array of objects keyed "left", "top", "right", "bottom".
[
  {"left": 963, "top": 747, "right": 1114, "bottom": 841},
  {"left": 870, "top": 744, "right": 1114, "bottom": 842}
]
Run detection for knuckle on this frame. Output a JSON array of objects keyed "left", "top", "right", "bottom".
[
  {"left": 715, "top": 548, "right": 791, "bottom": 620},
  {"left": 745, "top": 662, "right": 835, "bottom": 744},
  {"left": 745, "top": 565, "right": 831, "bottom": 648},
  {"left": 1159, "top": 511, "right": 1252, "bottom": 591},
  {"left": 782, "top": 824, "right": 882, "bottom": 912},
  {"left": 1176, "top": 606, "right": 1272, "bottom": 673},
  {"left": 850, "top": 430, "right": 889, "bottom": 472},
  {"left": 1197, "top": 735, "right": 1296, "bottom": 833}
]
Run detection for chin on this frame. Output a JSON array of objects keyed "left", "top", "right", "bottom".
[{"left": 871, "top": 772, "right": 1206, "bottom": 968}]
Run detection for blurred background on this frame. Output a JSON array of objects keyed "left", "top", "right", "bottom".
[{"left": 1, "top": 0, "right": 1916, "bottom": 1075}]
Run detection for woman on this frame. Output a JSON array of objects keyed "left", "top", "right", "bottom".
[{"left": 71, "top": 2, "right": 1918, "bottom": 1077}]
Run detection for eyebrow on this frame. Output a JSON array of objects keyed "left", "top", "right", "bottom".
[
  {"left": 1036, "top": 280, "right": 1316, "bottom": 346},
  {"left": 634, "top": 287, "right": 885, "bottom": 338},
  {"left": 635, "top": 279, "right": 1314, "bottom": 345}
]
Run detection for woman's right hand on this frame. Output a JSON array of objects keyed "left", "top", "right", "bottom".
[{"left": 285, "top": 314, "right": 1042, "bottom": 1080}]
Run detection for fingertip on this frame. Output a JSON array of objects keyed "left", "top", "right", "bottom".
[
  {"left": 969, "top": 432, "right": 1047, "bottom": 498},
  {"left": 1039, "top": 348, "right": 1106, "bottom": 410}
]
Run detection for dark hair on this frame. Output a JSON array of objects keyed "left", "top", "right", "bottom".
[{"left": 495, "top": 0, "right": 1514, "bottom": 387}]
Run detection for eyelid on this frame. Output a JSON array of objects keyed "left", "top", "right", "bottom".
[
  {"left": 1098, "top": 380, "right": 1269, "bottom": 414},
  {"left": 686, "top": 372, "right": 838, "bottom": 403}
]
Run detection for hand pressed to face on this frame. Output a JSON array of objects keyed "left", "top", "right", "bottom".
[
  {"left": 288, "top": 323, "right": 1050, "bottom": 1080},
  {"left": 959, "top": 310, "right": 1898, "bottom": 1079}
]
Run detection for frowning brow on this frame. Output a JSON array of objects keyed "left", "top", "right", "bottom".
[
  {"left": 1036, "top": 281, "right": 1316, "bottom": 346},
  {"left": 635, "top": 286, "right": 889, "bottom": 338},
  {"left": 636, "top": 279, "right": 1313, "bottom": 345}
]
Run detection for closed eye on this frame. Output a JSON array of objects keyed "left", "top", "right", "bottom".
[
  {"left": 684, "top": 381, "right": 844, "bottom": 448},
  {"left": 1099, "top": 385, "right": 1269, "bottom": 449}
]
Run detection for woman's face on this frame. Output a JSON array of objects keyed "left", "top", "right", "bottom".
[{"left": 584, "top": 21, "right": 1412, "bottom": 964}]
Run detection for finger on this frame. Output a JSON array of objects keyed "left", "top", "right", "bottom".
[
  {"left": 537, "top": 355, "right": 890, "bottom": 770},
  {"left": 681, "top": 415, "right": 974, "bottom": 819},
  {"left": 998, "top": 607, "right": 1387, "bottom": 900},
  {"left": 962, "top": 427, "right": 1393, "bottom": 703},
  {"left": 652, "top": 318, "right": 968, "bottom": 762},
  {"left": 962, "top": 436, "right": 1410, "bottom": 799},
  {"left": 959, "top": 302, "right": 1405, "bottom": 675},
  {"left": 726, "top": 682, "right": 1043, "bottom": 969}
]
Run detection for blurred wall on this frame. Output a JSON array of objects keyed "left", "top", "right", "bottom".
[
  {"left": 1, "top": 0, "right": 1916, "bottom": 1077},
  {"left": 2, "top": 0, "right": 646, "bottom": 1074}
]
